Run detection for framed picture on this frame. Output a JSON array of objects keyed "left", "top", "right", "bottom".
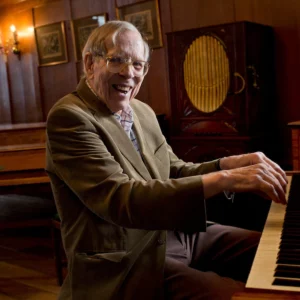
[
  {"left": 35, "top": 22, "right": 68, "bottom": 67},
  {"left": 116, "top": 0, "right": 163, "bottom": 49},
  {"left": 71, "top": 14, "right": 107, "bottom": 61}
]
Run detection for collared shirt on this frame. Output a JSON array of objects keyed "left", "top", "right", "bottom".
[{"left": 113, "top": 106, "right": 140, "bottom": 153}]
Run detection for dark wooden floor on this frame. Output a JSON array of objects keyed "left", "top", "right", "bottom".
[{"left": 0, "top": 228, "right": 60, "bottom": 299}]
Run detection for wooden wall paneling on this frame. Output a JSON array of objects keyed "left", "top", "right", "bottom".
[
  {"left": 33, "top": 0, "right": 78, "bottom": 118},
  {"left": 34, "top": 0, "right": 69, "bottom": 27},
  {"left": 115, "top": 0, "right": 137, "bottom": 8},
  {"left": 250, "top": 0, "right": 273, "bottom": 25},
  {"left": 18, "top": 9, "right": 43, "bottom": 123},
  {"left": 234, "top": 0, "right": 273, "bottom": 25},
  {"left": 0, "top": 0, "right": 61, "bottom": 17},
  {"left": 4, "top": 7, "right": 44, "bottom": 124},
  {"left": 1, "top": 14, "right": 25, "bottom": 123},
  {"left": 76, "top": 61, "right": 84, "bottom": 82},
  {"left": 6, "top": 54, "right": 26, "bottom": 123},
  {"left": 159, "top": 0, "right": 172, "bottom": 117},
  {"left": 137, "top": 48, "right": 169, "bottom": 115},
  {"left": 70, "top": 0, "right": 113, "bottom": 20},
  {"left": 0, "top": 54, "right": 12, "bottom": 124},
  {"left": 39, "top": 55, "right": 78, "bottom": 116},
  {"left": 135, "top": 69, "right": 150, "bottom": 106},
  {"left": 170, "top": 0, "right": 235, "bottom": 32},
  {"left": 233, "top": 0, "right": 253, "bottom": 22}
]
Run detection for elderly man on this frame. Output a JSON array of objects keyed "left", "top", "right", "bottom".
[{"left": 46, "top": 21, "right": 287, "bottom": 300}]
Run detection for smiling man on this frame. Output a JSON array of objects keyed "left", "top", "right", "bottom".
[
  {"left": 46, "top": 21, "right": 287, "bottom": 300},
  {"left": 84, "top": 27, "right": 148, "bottom": 113}
]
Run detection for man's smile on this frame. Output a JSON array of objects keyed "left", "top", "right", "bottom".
[{"left": 112, "top": 84, "right": 132, "bottom": 94}]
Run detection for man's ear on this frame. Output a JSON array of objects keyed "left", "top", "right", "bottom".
[{"left": 84, "top": 53, "right": 94, "bottom": 77}]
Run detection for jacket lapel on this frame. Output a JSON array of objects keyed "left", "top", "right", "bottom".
[
  {"left": 97, "top": 114, "right": 152, "bottom": 181},
  {"left": 133, "top": 110, "right": 162, "bottom": 180},
  {"left": 76, "top": 79, "right": 152, "bottom": 181}
]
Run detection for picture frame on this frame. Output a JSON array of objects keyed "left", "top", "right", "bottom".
[
  {"left": 71, "top": 14, "right": 107, "bottom": 61},
  {"left": 35, "top": 21, "right": 68, "bottom": 67},
  {"left": 116, "top": 0, "right": 163, "bottom": 49}
]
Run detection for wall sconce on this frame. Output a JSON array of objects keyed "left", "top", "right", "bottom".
[
  {"left": 0, "top": 25, "right": 21, "bottom": 61},
  {"left": 10, "top": 25, "right": 21, "bottom": 56},
  {"left": 0, "top": 31, "right": 8, "bottom": 61}
]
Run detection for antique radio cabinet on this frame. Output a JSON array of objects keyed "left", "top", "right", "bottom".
[{"left": 167, "top": 21, "right": 277, "bottom": 163}]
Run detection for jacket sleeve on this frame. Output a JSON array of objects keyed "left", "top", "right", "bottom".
[
  {"left": 46, "top": 104, "right": 207, "bottom": 232},
  {"left": 167, "top": 144, "right": 220, "bottom": 178}
]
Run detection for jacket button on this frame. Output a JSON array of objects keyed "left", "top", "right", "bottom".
[{"left": 157, "top": 239, "right": 165, "bottom": 245}]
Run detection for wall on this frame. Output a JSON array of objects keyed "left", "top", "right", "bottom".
[{"left": 0, "top": 0, "right": 299, "bottom": 167}]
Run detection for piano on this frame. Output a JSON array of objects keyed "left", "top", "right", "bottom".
[{"left": 233, "top": 172, "right": 300, "bottom": 299}]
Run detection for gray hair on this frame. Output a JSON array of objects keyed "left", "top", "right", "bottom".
[{"left": 82, "top": 20, "right": 150, "bottom": 77}]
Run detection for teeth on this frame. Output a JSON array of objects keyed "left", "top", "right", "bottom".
[{"left": 116, "top": 85, "right": 130, "bottom": 92}]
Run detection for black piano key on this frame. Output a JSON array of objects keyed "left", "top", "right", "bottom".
[
  {"left": 277, "top": 251, "right": 300, "bottom": 258},
  {"left": 281, "top": 234, "right": 300, "bottom": 239},
  {"left": 280, "top": 243, "right": 300, "bottom": 249},
  {"left": 276, "top": 265, "right": 300, "bottom": 272},
  {"left": 283, "top": 224, "right": 300, "bottom": 230},
  {"left": 283, "top": 219, "right": 300, "bottom": 223},
  {"left": 272, "top": 175, "right": 300, "bottom": 286},
  {"left": 275, "top": 265, "right": 300, "bottom": 280},
  {"left": 275, "top": 271, "right": 300, "bottom": 279},
  {"left": 273, "top": 278, "right": 300, "bottom": 287},
  {"left": 284, "top": 211, "right": 300, "bottom": 214},
  {"left": 277, "top": 258, "right": 300, "bottom": 265},
  {"left": 277, "top": 252, "right": 300, "bottom": 258}
]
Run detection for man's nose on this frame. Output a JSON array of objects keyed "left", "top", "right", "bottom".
[{"left": 118, "top": 63, "right": 135, "bottom": 78}]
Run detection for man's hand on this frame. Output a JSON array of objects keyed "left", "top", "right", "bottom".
[
  {"left": 202, "top": 152, "right": 288, "bottom": 204},
  {"left": 219, "top": 152, "right": 287, "bottom": 191},
  {"left": 222, "top": 163, "right": 287, "bottom": 204}
]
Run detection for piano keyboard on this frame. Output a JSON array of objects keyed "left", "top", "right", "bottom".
[{"left": 246, "top": 174, "right": 300, "bottom": 292}]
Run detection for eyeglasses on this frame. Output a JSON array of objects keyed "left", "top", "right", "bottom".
[{"left": 100, "top": 55, "right": 149, "bottom": 77}]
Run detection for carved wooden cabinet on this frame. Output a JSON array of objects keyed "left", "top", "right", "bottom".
[
  {"left": 167, "top": 21, "right": 277, "bottom": 163},
  {"left": 288, "top": 121, "right": 300, "bottom": 170}
]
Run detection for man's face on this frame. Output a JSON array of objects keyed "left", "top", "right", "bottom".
[{"left": 88, "top": 30, "right": 147, "bottom": 113}]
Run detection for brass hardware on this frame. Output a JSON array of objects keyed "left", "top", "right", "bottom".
[
  {"left": 224, "top": 122, "right": 238, "bottom": 132},
  {"left": 233, "top": 72, "right": 246, "bottom": 94},
  {"left": 247, "top": 65, "right": 260, "bottom": 89}
]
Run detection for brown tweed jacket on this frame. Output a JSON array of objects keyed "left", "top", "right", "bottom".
[{"left": 46, "top": 78, "right": 219, "bottom": 300}]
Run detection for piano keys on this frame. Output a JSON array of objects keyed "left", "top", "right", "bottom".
[{"left": 246, "top": 174, "right": 300, "bottom": 293}]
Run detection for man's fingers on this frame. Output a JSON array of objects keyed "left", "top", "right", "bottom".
[
  {"left": 259, "top": 167, "right": 287, "bottom": 205},
  {"left": 263, "top": 156, "right": 288, "bottom": 183}
]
